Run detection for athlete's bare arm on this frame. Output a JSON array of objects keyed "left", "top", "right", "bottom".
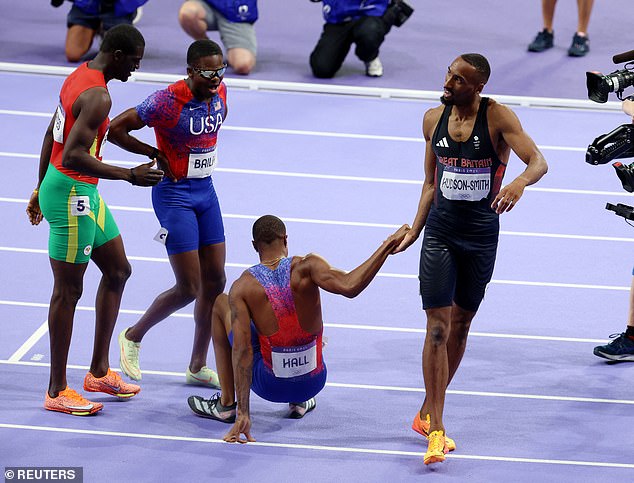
[
  {"left": 223, "top": 276, "right": 256, "bottom": 444},
  {"left": 394, "top": 107, "right": 442, "bottom": 253},
  {"left": 109, "top": 108, "right": 175, "bottom": 181},
  {"left": 305, "top": 224, "right": 410, "bottom": 297},
  {"left": 489, "top": 102, "right": 548, "bottom": 214},
  {"left": 27, "top": 114, "right": 56, "bottom": 226},
  {"left": 63, "top": 88, "right": 163, "bottom": 186}
]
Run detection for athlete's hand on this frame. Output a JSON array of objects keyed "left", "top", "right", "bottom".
[
  {"left": 26, "top": 191, "right": 43, "bottom": 225},
  {"left": 223, "top": 415, "right": 255, "bottom": 444},
  {"left": 387, "top": 224, "right": 411, "bottom": 253},
  {"left": 392, "top": 227, "right": 419, "bottom": 254},
  {"left": 153, "top": 150, "right": 177, "bottom": 182},
  {"left": 491, "top": 178, "right": 527, "bottom": 214},
  {"left": 129, "top": 160, "right": 164, "bottom": 187}
]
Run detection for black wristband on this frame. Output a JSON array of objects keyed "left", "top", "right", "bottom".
[{"left": 148, "top": 148, "right": 159, "bottom": 160}]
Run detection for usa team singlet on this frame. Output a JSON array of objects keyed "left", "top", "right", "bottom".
[
  {"left": 246, "top": 257, "right": 327, "bottom": 403},
  {"left": 136, "top": 80, "right": 227, "bottom": 254}
]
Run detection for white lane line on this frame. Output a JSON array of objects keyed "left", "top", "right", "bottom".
[
  {"left": 0, "top": 112, "right": 590, "bottom": 151},
  {"left": 0, "top": 423, "right": 632, "bottom": 468},
  {"left": 3, "top": 360, "right": 632, "bottom": 405},
  {"left": 0, "top": 300, "right": 611, "bottom": 343},
  {"left": 0, "top": 247, "right": 630, "bottom": 290},
  {"left": 7, "top": 320, "right": 48, "bottom": 362},
  {"left": 4, "top": 195, "right": 634, "bottom": 241},
  {"left": 4, "top": 152, "right": 628, "bottom": 197}
]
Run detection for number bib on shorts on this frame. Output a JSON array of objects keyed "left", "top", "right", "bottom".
[
  {"left": 271, "top": 341, "right": 317, "bottom": 378},
  {"left": 187, "top": 149, "right": 217, "bottom": 178},
  {"left": 70, "top": 195, "right": 91, "bottom": 216},
  {"left": 52, "top": 103, "right": 66, "bottom": 144},
  {"left": 440, "top": 166, "right": 491, "bottom": 201}
]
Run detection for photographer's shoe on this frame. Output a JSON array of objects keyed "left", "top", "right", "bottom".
[
  {"left": 365, "top": 57, "right": 383, "bottom": 77},
  {"left": 528, "top": 29, "right": 554, "bottom": 52},
  {"left": 568, "top": 33, "right": 589, "bottom": 57},
  {"left": 593, "top": 333, "right": 634, "bottom": 361}
]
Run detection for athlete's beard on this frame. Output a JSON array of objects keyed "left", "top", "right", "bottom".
[{"left": 440, "top": 95, "right": 453, "bottom": 106}]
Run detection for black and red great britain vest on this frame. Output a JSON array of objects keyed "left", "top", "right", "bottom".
[{"left": 426, "top": 97, "right": 507, "bottom": 240}]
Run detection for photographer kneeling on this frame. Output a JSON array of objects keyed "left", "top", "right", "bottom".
[
  {"left": 593, "top": 98, "right": 634, "bottom": 362},
  {"left": 308, "top": 0, "right": 412, "bottom": 78}
]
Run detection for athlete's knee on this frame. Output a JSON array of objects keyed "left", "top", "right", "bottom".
[
  {"left": 51, "top": 283, "right": 83, "bottom": 306},
  {"left": 103, "top": 261, "right": 132, "bottom": 289},
  {"left": 202, "top": 273, "right": 226, "bottom": 297},
  {"left": 212, "top": 293, "right": 229, "bottom": 317},
  {"left": 176, "top": 280, "right": 199, "bottom": 302},
  {"left": 450, "top": 307, "right": 475, "bottom": 342},
  {"left": 427, "top": 322, "right": 450, "bottom": 346}
]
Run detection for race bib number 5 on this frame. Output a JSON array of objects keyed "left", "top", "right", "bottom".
[
  {"left": 187, "top": 149, "right": 217, "bottom": 178},
  {"left": 52, "top": 103, "right": 66, "bottom": 144},
  {"left": 70, "top": 196, "right": 91, "bottom": 217},
  {"left": 271, "top": 341, "right": 317, "bottom": 378},
  {"left": 440, "top": 167, "right": 491, "bottom": 201}
]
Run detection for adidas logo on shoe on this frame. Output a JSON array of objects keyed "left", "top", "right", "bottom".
[{"left": 289, "top": 398, "right": 316, "bottom": 419}]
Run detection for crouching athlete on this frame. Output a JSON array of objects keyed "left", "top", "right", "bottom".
[{"left": 188, "top": 215, "right": 410, "bottom": 442}]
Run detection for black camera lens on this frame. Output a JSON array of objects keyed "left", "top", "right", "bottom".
[{"left": 587, "top": 69, "right": 634, "bottom": 103}]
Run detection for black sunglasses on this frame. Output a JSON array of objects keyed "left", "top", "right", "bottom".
[{"left": 191, "top": 64, "right": 227, "bottom": 80}]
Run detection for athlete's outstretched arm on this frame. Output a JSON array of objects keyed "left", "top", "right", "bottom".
[
  {"left": 109, "top": 108, "right": 175, "bottom": 181},
  {"left": 62, "top": 88, "right": 163, "bottom": 186},
  {"left": 490, "top": 103, "right": 548, "bottom": 214},
  {"left": 306, "top": 224, "right": 410, "bottom": 298},
  {"left": 223, "top": 278, "right": 256, "bottom": 444},
  {"left": 393, "top": 107, "right": 441, "bottom": 253}
]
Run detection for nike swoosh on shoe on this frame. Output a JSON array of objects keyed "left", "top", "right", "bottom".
[{"left": 66, "top": 403, "right": 94, "bottom": 410}]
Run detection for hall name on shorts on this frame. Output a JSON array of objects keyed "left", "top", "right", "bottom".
[{"left": 438, "top": 156, "right": 493, "bottom": 168}]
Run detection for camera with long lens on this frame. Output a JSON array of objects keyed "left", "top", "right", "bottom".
[
  {"left": 587, "top": 68, "right": 634, "bottom": 103},
  {"left": 586, "top": 49, "right": 634, "bottom": 197}
]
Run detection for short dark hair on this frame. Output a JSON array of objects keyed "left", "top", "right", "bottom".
[
  {"left": 460, "top": 53, "right": 491, "bottom": 83},
  {"left": 253, "top": 215, "right": 286, "bottom": 245},
  {"left": 187, "top": 39, "right": 223, "bottom": 65},
  {"left": 100, "top": 24, "right": 145, "bottom": 55}
]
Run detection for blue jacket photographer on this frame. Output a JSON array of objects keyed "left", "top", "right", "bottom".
[
  {"left": 309, "top": 0, "right": 413, "bottom": 79},
  {"left": 51, "top": 0, "right": 148, "bottom": 62}
]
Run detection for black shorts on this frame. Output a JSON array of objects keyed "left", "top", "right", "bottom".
[
  {"left": 419, "top": 230, "right": 498, "bottom": 312},
  {"left": 67, "top": 4, "right": 135, "bottom": 30}
]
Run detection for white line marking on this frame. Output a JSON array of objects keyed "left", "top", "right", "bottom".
[
  {"left": 0, "top": 300, "right": 611, "bottom": 343},
  {"left": 4, "top": 152, "right": 629, "bottom": 197},
  {"left": 7, "top": 320, "right": 48, "bottom": 362},
  {"left": 0, "top": 112, "right": 592, "bottom": 150},
  {"left": 4, "top": 193, "right": 634, "bottom": 241},
  {"left": 0, "top": 423, "right": 631, "bottom": 468},
  {"left": 3, "top": 360, "right": 633, "bottom": 405},
  {"left": 0, "top": 247, "right": 629, "bottom": 290}
]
